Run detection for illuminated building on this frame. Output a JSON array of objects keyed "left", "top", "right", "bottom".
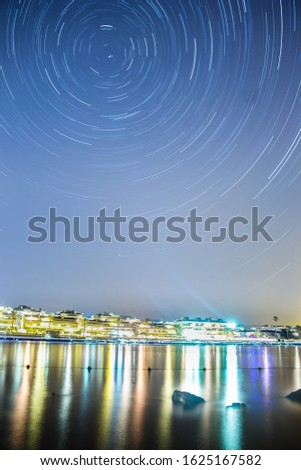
[
  {"left": 0, "top": 306, "right": 16, "bottom": 332},
  {"left": 175, "top": 317, "right": 229, "bottom": 341},
  {"left": 0, "top": 305, "right": 299, "bottom": 343}
]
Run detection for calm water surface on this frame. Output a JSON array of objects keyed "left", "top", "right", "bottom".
[{"left": 1, "top": 342, "right": 301, "bottom": 450}]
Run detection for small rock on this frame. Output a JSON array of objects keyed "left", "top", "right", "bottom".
[
  {"left": 226, "top": 402, "right": 247, "bottom": 409},
  {"left": 286, "top": 389, "right": 301, "bottom": 403},
  {"left": 172, "top": 390, "right": 205, "bottom": 409}
]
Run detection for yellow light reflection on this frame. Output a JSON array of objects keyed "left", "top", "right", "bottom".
[
  {"left": 27, "top": 342, "right": 48, "bottom": 448},
  {"left": 131, "top": 345, "right": 146, "bottom": 448},
  {"left": 10, "top": 343, "right": 32, "bottom": 448},
  {"left": 157, "top": 345, "right": 173, "bottom": 449},
  {"left": 97, "top": 343, "right": 115, "bottom": 448}
]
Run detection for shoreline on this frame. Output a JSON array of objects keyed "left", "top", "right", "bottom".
[{"left": 1, "top": 335, "right": 301, "bottom": 347}]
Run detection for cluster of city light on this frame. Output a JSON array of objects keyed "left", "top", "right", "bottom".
[{"left": 0, "top": 305, "right": 299, "bottom": 343}]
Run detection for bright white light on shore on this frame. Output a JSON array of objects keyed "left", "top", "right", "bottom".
[
  {"left": 227, "top": 322, "right": 237, "bottom": 329},
  {"left": 183, "top": 329, "right": 203, "bottom": 340}
]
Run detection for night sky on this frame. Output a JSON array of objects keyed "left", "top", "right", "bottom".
[{"left": 0, "top": 0, "right": 300, "bottom": 323}]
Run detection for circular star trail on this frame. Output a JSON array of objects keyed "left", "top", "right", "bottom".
[{"left": 0, "top": 0, "right": 300, "bottom": 203}]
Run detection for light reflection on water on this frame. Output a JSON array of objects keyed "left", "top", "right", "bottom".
[{"left": 1, "top": 342, "right": 301, "bottom": 450}]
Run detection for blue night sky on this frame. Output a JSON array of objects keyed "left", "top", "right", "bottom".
[{"left": 0, "top": 0, "right": 300, "bottom": 323}]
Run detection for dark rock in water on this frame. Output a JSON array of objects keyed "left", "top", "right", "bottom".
[
  {"left": 172, "top": 390, "right": 205, "bottom": 409},
  {"left": 226, "top": 402, "right": 247, "bottom": 409},
  {"left": 286, "top": 389, "right": 301, "bottom": 403}
]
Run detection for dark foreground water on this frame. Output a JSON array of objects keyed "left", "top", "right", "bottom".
[{"left": 1, "top": 342, "right": 301, "bottom": 450}]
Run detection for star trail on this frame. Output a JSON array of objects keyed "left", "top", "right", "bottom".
[{"left": 0, "top": 0, "right": 300, "bottom": 323}]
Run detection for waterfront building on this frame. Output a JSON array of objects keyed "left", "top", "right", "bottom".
[
  {"left": 0, "top": 305, "right": 299, "bottom": 343},
  {"left": 14, "top": 306, "right": 51, "bottom": 335},
  {"left": 175, "top": 317, "right": 229, "bottom": 341},
  {"left": 134, "top": 319, "right": 179, "bottom": 341},
  {"left": 0, "top": 306, "right": 15, "bottom": 333}
]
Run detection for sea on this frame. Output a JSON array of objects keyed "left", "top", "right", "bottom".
[{"left": 1, "top": 341, "right": 301, "bottom": 450}]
